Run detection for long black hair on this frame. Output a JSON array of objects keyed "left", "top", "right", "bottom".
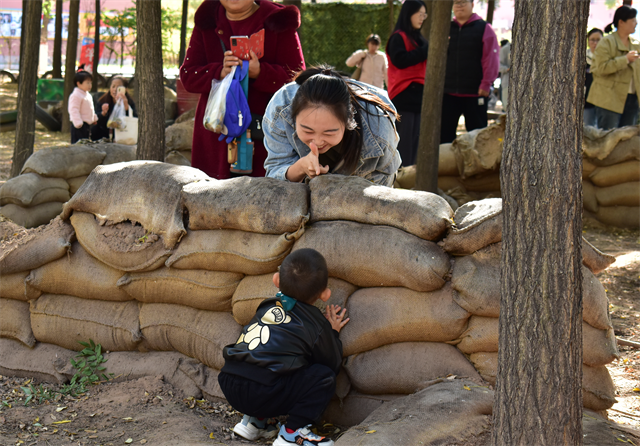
[
  {"left": 98, "top": 75, "right": 131, "bottom": 105},
  {"left": 605, "top": 5, "right": 637, "bottom": 33},
  {"left": 392, "top": 0, "right": 428, "bottom": 47},
  {"left": 291, "top": 65, "right": 399, "bottom": 175}
]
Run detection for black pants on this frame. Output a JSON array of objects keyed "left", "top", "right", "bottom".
[
  {"left": 218, "top": 364, "right": 336, "bottom": 430},
  {"left": 440, "top": 94, "right": 489, "bottom": 144},
  {"left": 71, "top": 123, "right": 91, "bottom": 144},
  {"left": 395, "top": 111, "right": 421, "bottom": 167}
]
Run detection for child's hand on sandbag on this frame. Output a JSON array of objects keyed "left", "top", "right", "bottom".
[{"left": 325, "top": 304, "right": 349, "bottom": 333}]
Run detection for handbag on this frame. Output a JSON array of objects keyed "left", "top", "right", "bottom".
[
  {"left": 352, "top": 64, "right": 362, "bottom": 81},
  {"left": 218, "top": 61, "right": 252, "bottom": 144},
  {"left": 114, "top": 106, "right": 138, "bottom": 145}
]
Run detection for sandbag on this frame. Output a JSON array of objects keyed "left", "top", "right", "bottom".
[
  {"left": 178, "top": 357, "right": 225, "bottom": 400},
  {"left": 165, "top": 120, "right": 194, "bottom": 151},
  {"left": 0, "top": 298, "right": 36, "bottom": 347},
  {"left": 0, "top": 218, "right": 22, "bottom": 242},
  {"left": 293, "top": 221, "right": 450, "bottom": 292},
  {"left": 395, "top": 165, "right": 416, "bottom": 189},
  {"left": 139, "top": 303, "right": 242, "bottom": 370},
  {"left": 0, "top": 173, "right": 70, "bottom": 206},
  {"left": 0, "top": 271, "right": 41, "bottom": 301},
  {"left": 117, "top": 267, "right": 243, "bottom": 311},
  {"left": 182, "top": 177, "right": 309, "bottom": 234},
  {"left": 309, "top": 175, "right": 453, "bottom": 241},
  {"left": 179, "top": 150, "right": 192, "bottom": 163},
  {"left": 592, "top": 205, "right": 639, "bottom": 229},
  {"left": 176, "top": 108, "right": 196, "bottom": 123},
  {"left": 323, "top": 392, "right": 403, "bottom": 428},
  {"left": 583, "top": 323, "right": 619, "bottom": 367},
  {"left": 166, "top": 228, "right": 303, "bottom": 275},
  {"left": 339, "top": 285, "right": 470, "bottom": 357},
  {"left": 583, "top": 158, "right": 597, "bottom": 180},
  {"left": 582, "top": 238, "right": 615, "bottom": 274},
  {"left": 30, "top": 294, "right": 142, "bottom": 351},
  {"left": 438, "top": 176, "right": 465, "bottom": 192},
  {"left": 583, "top": 180, "right": 599, "bottom": 213},
  {"left": 439, "top": 198, "right": 503, "bottom": 255},
  {"left": 21, "top": 144, "right": 107, "bottom": 178},
  {"left": 0, "top": 202, "right": 64, "bottom": 229},
  {"left": 62, "top": 161, "right": 210, "bottom": 249},
  {"left": 71, "top": 212, "right": 171, "bottom": 272},
  {"left": 589, "top": 160, "right": 640, "bottom": 187},
  {"left": 344, "top": 342, "right": 480, "bottom": 395},
  {"left": 0, "top": 216, "right": 74, "bottom": 274},
  {"left": 101, "top": 144, "right": 137, "bottom": 165},
  {"left": 451, "top": 120, "right": 505, "bottom": 178},
  {"left": 439, "top": 143, "right": 459, "bottom": 176},
  {"left": 66, "top": 176, "right": 88, "bottom": 194},
  {"left": 26, "top": 242, "right": 131, "bottom": 301},
  {"left": 589, "top": 136, "right": 640, "bottom": 167},
  {"left": 468, "top": 352, "right": 497, "bottom": 385},
  {"left": 595, "top": 182, "right": 639, "bottom": 207},
  {"left": 165, "top": 151, "right": 191, "bottom": 166},
  {"left": 0, "top": 339, "right": 74, "bottom": 384},
  {"left": 582, "top": 125, "right": 639, "bottom": 160},
  {"left": 461, "top": 173, "right": 501, "bottom": 192},
  {"left": 455, "top": 316, "right": 498, "bottom": 354}
]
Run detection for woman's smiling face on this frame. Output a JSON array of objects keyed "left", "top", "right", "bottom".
[{"left": 295, "top": 106, "right": 346, "bottom": 154}]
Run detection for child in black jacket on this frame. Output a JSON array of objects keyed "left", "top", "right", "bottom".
[{"left": 218, "top": 249, "right": 349, "bottom": 446}]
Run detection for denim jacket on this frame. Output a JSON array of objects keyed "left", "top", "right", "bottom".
[{"left": 263, "top": 80, "right": 401, "bottom": 187}]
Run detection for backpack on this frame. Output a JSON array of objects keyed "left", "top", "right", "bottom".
[{"left": 219, "top": 61, "right": 252, "bottom": 144}]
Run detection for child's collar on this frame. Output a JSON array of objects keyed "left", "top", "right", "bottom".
[{"left": 276, "top": 291, "right": 297, "bottom": 311}]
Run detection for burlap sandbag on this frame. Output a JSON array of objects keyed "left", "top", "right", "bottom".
[
  {"left": 101, "top": 144, "right": 137, "bottom": 165},
  {"left": 344, "top": 342, "right": 480, "bottom": 395},
  {"left": 0, "top": 202, "right": 64, "bottom": 229},
  {"left": 583, "top": 323, "right": 619, "bottom": 367},
  {"left": 117, "top": 267, "right": 243, "bottom": 311},
  {"left": 182, "top": 177, "right": 309, "bottom": 234},
  {"left": 595, "top": 182, "right": 639, "bottom": 207},
  {"left": 0, "top": 271, "right": 41, "bottom": 301},
  {"left": 593, "top": 205, "right": 639, "bottom": 229},
  {"left": 455, "top": 316, "right": 498, "bottom": 354},
  {"left": 293, "top": 221, "right": 449, "bottom": 291},
  {"left": 582, "top": 238, "right": 615, "bottom": 274},
  {"left": 20, "top": 144, "right": 107, "bottom": 178},
  {"left": 323, "top": 392, "right": 403, "bottom": 428},
  {"left": 180, "top": 150, "right": 192, "bottom": 163},
  {"left": 0, "top": 298, "right": 36, "bottom": 347},
  {"left": 166, "top": 227, "right": 303, "bottom": 275},
  {"left": 439, "top": 198, "right": 503, "bottom": 256},
  {"left": 30, "top": 294, "right": 142, "bottom": 351},
  {"left": 339, "top": 285, "right": 470, "bottom": 357},
  {"left": 451, "top": 120, "right": 505, "bottom": 178},
  {"left": 0, "top": 218, "right": 22, "bottom": 241},
  {"left": 66, "top": 176, "right": 88, "bottom": 194},
  {"left": 231, "top": 274, "right": 357, "bottom": 326},
  {"left": 0, "top": 173, "right": 70, "bottom": 206},
  {"left": 139, "top": 303, "right": 241, "bottom": 370},
  {"left": 468, "top": 352, "right": 497, "bottom": 385},
  {"left": 395, "top": 165, "right": 416, "bottom": 189},
  {"left": 583, "top": 180, "right": 599, "bottom": 213},
  {"left": 0, "top": 216, "right": 74, "bottom": 274},
  {"left": 583, "top": 158, "right": 597, "bottom": 180},
  {"left": 71, "top": 212, "right": 171, "bottom": 272},
  {"left": 461, "top": 172, "right": 501, "bottom": 192},
  {"left": 582, "top": 125, "right": 639, "bottom": 160},
  {"left": 334, "top": 379, "right": 493, "bottom": 446},
  {"left": 165, "top": 120, "right": 194, "bottom": 151},
  {"left": 589, "top": 160, "right": 640, "bottom": 187},
  {"left": 439, "top": 143, "right": 459, "bottom": 176},
  {"left": 309, "top": 175, "right": 453, "bottom": 241},
  {"left": 178, "top": 357, "right": 225, "bottom": 400},
  {"left": 26, "top": 242, "right": 131, "bottom": 301},
  {"left": 0, "top": 339, "right": 74, "bottom": 384},
  {"left": 62, "top": 161, "right": 210, "bottom": 249},
  {"left": 165, "top": 151, "right": 191, "bottom": 166},
  {"left": 438, "top": 176, "right": 465, "bottom": 193},
  {"left": 592, "top": 136, "right": 640, "bottom": 167}
]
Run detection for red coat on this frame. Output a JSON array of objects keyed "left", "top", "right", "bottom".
[{"left": 180, "top": 1, "right": 305, "bottom": 179}]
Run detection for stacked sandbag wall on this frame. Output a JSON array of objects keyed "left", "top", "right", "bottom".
[
  {"left": 0, "top": 143, "right": 136, "bottom": 228},
  {"left": 164, "top": 109, "right": 195, "bottom": 166},
  {"left": 0, "top": 164, "right": 619, "bottom": 426}
]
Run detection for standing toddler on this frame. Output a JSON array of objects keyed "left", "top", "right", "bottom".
[{"left": 68, "top": 71, "right": 97, "bottom": 144}]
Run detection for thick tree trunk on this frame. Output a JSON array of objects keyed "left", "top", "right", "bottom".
[
  {"left": 61, "top": 0, "right": 80, "bottom": 134},
  {"left": 414, "top": 1, "right": 452, "bottom": 193},
  {"left": 178, "top": 0, "right": 188, "bottom": 67},
  {"left": 52, "top": 0, "right": 63, "bottom": 78},
  {"left": 486, "top": 0, "right": 495, "bottom": 25},
  {"left": 136, "top": 0, "right": 165, "bottom": 161},
  {"left": 492, "top": 1, "right": 589, "bottom": 445},
  {"left": 92, "top": 0, "right": 100, "bottom": 91},
  {"left": 11, "top": 0, "right": 43, "bottom": 178}
]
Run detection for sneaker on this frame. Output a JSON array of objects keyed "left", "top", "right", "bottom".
[
  {"left": 232, "top": 415, "right": 279, "bottom": 441},
  {"left": 273, "top": 424, "right": 334, "bottom": 446}
]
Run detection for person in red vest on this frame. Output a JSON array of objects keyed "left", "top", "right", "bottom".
[{"left": 385, "top": 0, "right": 428, "bottom": 167}]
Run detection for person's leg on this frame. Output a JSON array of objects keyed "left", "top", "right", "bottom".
[
  {"left": 281, "top": 364, "right": 336, "bottom": 430},
  {"left": 619, "top": 94, "right": 639, "bottom": 127},
  {"left": 440, "top": 94, "right": 463, "bottom": 144},
  {"left": 463, "top": 96, "right": 488, "bottom": 132},
  {"left": 583, "top": 107, "right": 597, "bottom": 127},
  {"left": 594, "top": 106, "right": 621, "bottom": 130},
  {"left": 396, "top": 111, "right": 418, "bottom": 166}
]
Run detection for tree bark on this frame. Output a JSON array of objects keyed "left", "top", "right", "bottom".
[
  {"left": 61, "top": 0, "right": 80, "bottom": 134},
  {"left": 414, "top": 1, "right": 452, "bottom": 193},
  {"left": 19, "top": 0, "right": 26, "bottom": 74},
  {"left": 92, "top": 0, "right": 101, "bottom": 91},
  {"left": 388, "top": 0, "right": 395, "bottom": 35},
  {"left": 486, "top": 0, "right": 495, "bottom": 25},
  {"left": 136, "top": 0, "right": 165, "bottom": 161},
  {"left": 11, "top": 0, "right": 43, "bottom": 178},
  {"left": 492, "top": 1, "right": 589, "bottom": 445},
  {"left": 421, "top": 0, "right": 434, "bottom": 42},
  {"left": 178, "top": 0, "right": 188, "bottom": 67},
  {"left": 52, "top": 0, "right": 63, "bottom": 78}
]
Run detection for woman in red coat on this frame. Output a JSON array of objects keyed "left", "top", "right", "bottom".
[{"left": 180, "top": 0, "right": 305, "bottom": 179}]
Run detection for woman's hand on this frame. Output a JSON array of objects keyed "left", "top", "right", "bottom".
[
  {"left": 248, "top": 50, "right": 261, "bottom": 79},
  {"left": 101, "top": 103, "right": 109, "bottom": 116},
  {"left": 627, "top": 51, "right": 639, "bottom": 64},
  {"left": 285, "top": 142, "right": 330, "bottom": 182},
  {"left": 220, "top": 50, "right": 241, "bottom": 79},
  {"left": 325, "top": 304, "right": 350, "bottom": 333}
]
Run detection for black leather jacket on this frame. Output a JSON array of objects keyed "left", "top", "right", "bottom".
[{"left": 222, "top": 297, "right": 343, "bottom": 384}]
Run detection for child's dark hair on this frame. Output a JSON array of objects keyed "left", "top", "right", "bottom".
[
  {"left": 74, "top": 71, "right": 92, "bottom": 87},
  {"left": 605, "top": 6, "right": 636, "bottom": 34},
  {"left": 367, "top": 33, "right": 381, "bottom": 46},
  {"left": 278, "top": 249, "right": 328, "bottom": 304},
  {"left": 391, "top": 0, "right": 428, "bottom": 47},
  {"left": 292, "top": 65, "right": 399, "bottom": 175}
]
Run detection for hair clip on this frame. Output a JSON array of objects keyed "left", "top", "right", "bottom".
[{"left": 322, "top": 69, "right": 332, "bottom": 76}]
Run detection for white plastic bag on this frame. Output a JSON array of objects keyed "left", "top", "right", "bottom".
[
  {"left": 115, "top": 107, "right": 138, "bottom": 145},
  {"left": 107, "top": 98, "right": 127, "bottom": 130},
  {"left": 203, "top": 66, "right": 235, "bottom": 134}
]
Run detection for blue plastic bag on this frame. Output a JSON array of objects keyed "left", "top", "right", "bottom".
[{"left": 219, "top": 61, "right": 251, "bottom": 144}]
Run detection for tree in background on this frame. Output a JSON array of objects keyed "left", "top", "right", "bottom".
[
  {"left": 52, "top": 0, "right": 63, "bottom": 78},
  {"left": 178, "top": 0, "right": 188, "bottom": 67},
  {"left": 61, "top": 0, "right": 80, "bottom": 134},
  {"left": 160, "top": 7, "right": 182, "bottom": 67},
  {"left": 486, "top": 0, "right": 495, "bottom": 24},
  {"left": 492, "top": 1, "right": 589, "bottom": 444},
  {"left": 102, "top": 7, "right": 135, "bottom": 68},
  {"left": 92, "top": 0, "right": 100, "bottom": 91},
  {"left": 11, "top": 0, "right": 43, "bottom": 177},
  {"left": 40, "top": 0, "right": 52, "bottom": 47}
]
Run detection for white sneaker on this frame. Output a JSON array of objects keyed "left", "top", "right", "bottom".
[
  {"left": 232, "top": 415, "right": 278, "bottom": 441},
  {"left": 273, "top": 424, "right": 334, "bottom": 446}
]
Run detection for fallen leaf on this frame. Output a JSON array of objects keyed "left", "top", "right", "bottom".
[
  {"left": 209, "top": 433, "right": 215, "bottom": 439},
  {"left": 123, "top": 417, "right": 133, "bottom": 422},
  {"left": 140, "top": 440, "right": 147, "bottom": 444},
  {"left": 463, "top": 385, "right": 471, "bottom": 391},
  {"left": 56, "top": 406, "right": 67, "bottom": 412},
  {"left": 447, "top": 375, "right": 457, "bottom": 380},
  {"left": 633, "top": 388, "right": 640, "bottom": 392},
  {"left": 89, "top": 435, "right": 98, "bottom": 439},
  {"left": 125, "top": 439, "right": 133, "bottom": 444},
  {"left": 365, "top": 430, "right": 376, "bottom": 434},
  {"left": 51, "top": 420, "right": 72, "bottom": 425}
]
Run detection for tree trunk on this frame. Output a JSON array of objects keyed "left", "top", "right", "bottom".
[
  {"left": 61, "top": 0, "right": 80, "bottom": 134},
  {"left": 19, "top": 0, "right": 26, "bottom": 74},
  {"left": 92, "top": 0, "right": 100, "bottom": 91},
  {"left": 492, "top": 1, "right": 589, "bottom": 445},
  {"left": 178, "top": 0, "right": 188, "bottom": 67},
  {"left": 414, "top": 1, "right": 452, "bottom": 193},
  {"left": 136, "top": 0, "right": 165, "bottom": 161},
  {"left": 388, "top": 0, "right": 394, "bottom": 35},
  {"left": 52, "top": 0, "right": 63, "bottom": 78},
  {"left": 11, "top": 0, "right": 43, "bottom": 178},
  {"left": 421, "top": 0, "right": 434, "bottom": 42},
  {"left": 486, "top": 0, "right": 495, "bottom": 25}
]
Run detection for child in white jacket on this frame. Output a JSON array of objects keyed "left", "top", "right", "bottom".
[{"left": 68, "top": 71, "right": 97, "bottom": 143}]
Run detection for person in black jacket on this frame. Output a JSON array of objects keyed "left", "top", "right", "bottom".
[
  {"left": 91, "top": 76, "right": 137, "bottom": 141},
  {"left": 218, "top": 249, "right": 348, "bottom": 446}
]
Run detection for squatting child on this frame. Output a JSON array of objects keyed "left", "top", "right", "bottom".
[
  {"left": 218, "top": 248, "right": 349, "bottom": 446},
  {"left": 68, "top": 71, "right": 97, "bottom": 144}
]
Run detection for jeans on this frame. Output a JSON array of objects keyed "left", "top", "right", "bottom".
[{"left": 594, "top": 94, "right": 639, "bottom": 129}]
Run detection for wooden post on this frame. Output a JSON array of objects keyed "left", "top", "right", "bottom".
[
  {"left": 178, "top": 0, "right": 188, "bottom": 67},
  {"left": 61, "top": 0, "right": 80, "bottom": 134},
  {"left": 52, "top": 0, "right": 63, "bottom": 78},
  {"left": 92, "top": 0, "right": 101, "bottom": 91}
]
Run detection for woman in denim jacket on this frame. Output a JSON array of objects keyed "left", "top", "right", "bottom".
[{"left": 263, "top": 66, "right": 401, "bottom": 187}]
